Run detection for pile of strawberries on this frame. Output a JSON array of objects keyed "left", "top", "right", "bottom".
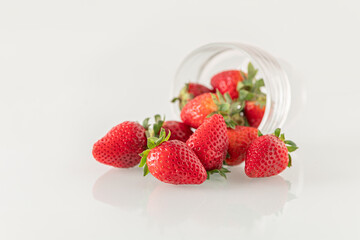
[{"left": 92, "top": 63, "right": 298, "bottom": 185}]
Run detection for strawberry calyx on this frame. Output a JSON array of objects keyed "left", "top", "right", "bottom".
[
  {"left": 258, "top": 128, "right": 299, "bottom": 167},
  {"left": 237, "top": 62, "right": 266, "bottom": 108},
  {"left": 207, "top": 167, "right": 231, "bottom": 180},
  {"left": 208, "top": 90, "right": 245, "bottom": 129},
  {"left": 171, "top": 83, "right": 193, "bottom": 110},
  {"left": 142, "top": 114, "right": 166, "bottom": 138},
  {"left": 152, "top": 114, "right": 165, "bottom": 138},
  {"left": 139, "top": 128, "right": 171, "bottom": 176}
]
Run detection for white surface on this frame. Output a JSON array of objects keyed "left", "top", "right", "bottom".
[{"left": 1, "top": 0, "right": 359, "bottom": 239}]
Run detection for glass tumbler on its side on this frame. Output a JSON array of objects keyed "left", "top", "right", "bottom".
[{"left": 172, "top": 42, "right": 304, "bottom": 133}]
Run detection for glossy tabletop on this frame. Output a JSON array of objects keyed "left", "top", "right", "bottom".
[{"left": 1, "top": 1, "right": 359, "bottom": 239}]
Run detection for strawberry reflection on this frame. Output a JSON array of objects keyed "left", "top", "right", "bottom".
[
  {"left": 146, "top": 180, "right": 226, "bottom": 226},
  {"left": 93, "top": 165, "right": 299, "bottom": 227},
  {"left": 227, "top": 170, "right": 292, "bottom": 216},
  {"left": 146, "top": 168, "right": 295, "bottom": 227},
  {"left": 92, "top": 168, "right": 156, "bottom": 211}
]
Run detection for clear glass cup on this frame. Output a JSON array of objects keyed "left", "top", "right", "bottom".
[{"left": 172, "top": 42, "right": 304, "bottom": 133}]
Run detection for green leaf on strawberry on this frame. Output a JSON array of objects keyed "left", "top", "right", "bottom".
[
  {"left": 152, "top": 114, "right": 165, "bottom": 136},
  {"left": 142, "top": 117, "right": 150, "bottom": 130},
  {"left": 247, "top": 62, "right": 258, "bottom": 82},
  {"left": 237, "top": 62, "right": 266, "bottom": 107},
  {"left": 271, "top": 128, "right": 299, "bottom": 168},
  {"left": 207, "top": 90, "right": 246, "bottom": 128},
  {"left": 207, "top": 167, "right": 231, "bottom": 179}
]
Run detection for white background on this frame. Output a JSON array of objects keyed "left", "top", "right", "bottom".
[{"left": 1, "top": 0, "right": 359, "bottom": 239}]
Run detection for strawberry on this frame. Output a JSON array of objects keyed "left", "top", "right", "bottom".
[
  {"left": 180, "top": 93, "right": 217, "bottom": 129},
  {"left": 180, "top": 91, "right": 244, "bottom": 129},
  {"left": 160, "top": 121, "right": 193, "bottom": 142},
  {"left": 92, "top": 121, "right": 147, "bottom": 168},
  {"left": 245, "top": 128, "right": 298, "bottom": 178},
  {"left": 186, "top": 114, "right": 229, "bottom": 173},
  {"left": 139, "top": 129, "right": 207, "bottom": 185},
  {"left": 244, "top": 101, "right": 265, "bottom": 128},
  {"left": 237, "top": 63, "right": 266, "bottom": 128},
  {"left": 172, "top": 83, "right": 213, "bottom": 110},
  {"left": 211, "top": 70, "right": 245, "bottom": 99},
  {"left": 226, "top": 126, "right": 258, "bottom": 166}
]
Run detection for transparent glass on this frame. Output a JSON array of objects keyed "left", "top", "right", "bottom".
[{"left": 173, "top": 42, "right": 301, "bottom": 133}]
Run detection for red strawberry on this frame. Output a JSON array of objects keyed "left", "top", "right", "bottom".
[
  {"left": 139, "top": 130, "right": 207, "bottom": 185},
  {"left": 188, "top": 83, "right": 214, "bottom": 95},
  {"left": 180, "top": 93, "right": 218, "bottom": 129},
  {"left": 172, "top": 83, "right": 213, "bottom": 110},
  {"left": 160, "top": 121, "right": 193, "bottom": 142},
  {"left": 245, "top": 129, "right": 298, "bottom": 178},
  {"left": 92, "top": 121, "right": 147, "bottom": 168},
  {"left": 180, "top": 91, "right": 244, "bottom": 129},
  {"left": 235, "top": 63, "right": 266, "bottom": 128},
  {"left": 211, "top": 70, "right": 245, "bottom": 99},
  {"left": 244, "top": 101, "right": 265, "bottom": 128},
  {"left": 226, "top": 126, "right": 258, "bottom": 166},
  {"left": 186, "top": 114, "right": 229, "bottom": 171}
]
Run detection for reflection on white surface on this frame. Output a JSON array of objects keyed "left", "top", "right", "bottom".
[
  {"left": 93, "top": 161, "right": 303, "bottom": 227},
  {"left": 93, "top": 167, "right": 156, "bottom": 211}
]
